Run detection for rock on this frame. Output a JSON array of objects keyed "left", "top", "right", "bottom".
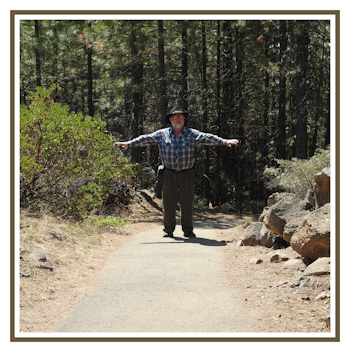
[
  {"left": 258, "top": 207, "right": 270, "bottom": 222},
  {"left": 237, "top": 239, "right": 244, "bottom": 246},
  {"left": 273, "top": 299, "right": 290, "bottom": 304},
  {"left": 324, "top": 316, "right": 330, "bottom": 328},
  {"left": 20, "top": 272, "right": 31, "bottom": 277},
  {"left": 290, "top": 276, "right": 311, "bottom": 288},
  {"left": 240, "top": 222, "right": 281, "bottom": 248},
  {"left": 302, "top": 257, "right": 330, "bottom": 276},
  {"left": 270, "top": 253, "right": 289, "bottom": 263},
  {"left": 283, "top": 258, "right": 305, "bottom": 267},
  {"left": 316, "top": 292, "right": 330, "bottom": 300},
  {"left": 290, "top": 203, "right": 330, "bottom": 261},
  {"left": 283, "top": 217, "right": 308, "bottom": 243},
  {"left": 263, "top": 199, "right": 313, "bottom": 243},
  {"left": 35, "top": 264, "right": 54, "bottom": 272},
  {"left": 272, "top": 237, "right": 290, "bottom": 249},
  {"left": 267, "top": 192, "right": 296, "bottom": 207},
  {"left": 260, "top": 225, "right": 280, "bottom": 248},
  {"left": 33, "top": 252, "right": 47, "bottom": 262},
  {"left": 264, "top": 207, "right": 286, "bottom": 238},
  {"left": 249, "top": 258, "right": 263, "bottom": 264},
  {"left": 221, "top": 203, "right": 234, "bottom": 213},
  {"left": 241, "top": 222, "right": 264, "bottom": 246},
  {"left": 314, "top": 167, "right": 330, "bottom": 209},
  {"left": 304, "top": 189, "right": 316, "bottom": 208},
  {"left": 270, "top": 254, "right": 279, "bottom": 262}
]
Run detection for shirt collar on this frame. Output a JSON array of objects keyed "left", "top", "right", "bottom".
[{"left": 169, "top": 126, "right": 187, "bottom": 136}]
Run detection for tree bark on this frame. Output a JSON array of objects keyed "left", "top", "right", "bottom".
[
  {"left": 180, "top": 21, "right": 188, "bottom": 111},
  {"left": 220, "top": 20, "right": 234, "bottom": 205},
  {"left": 295, "top": 22, "right": 309, "bottom": 159},
  {"left": 34, "top": 20, "right": 41, "bottom": 87},
  {"left": 130, "top": 22, "right": 144, "bottom": 162},
  {"left": 277, "top": 20, "right": 287, "bottom": 159},
  {"left": 87, "top": 22, "right": 94, "bottom": 117},
  {"left": 201, "top": 21, "right": 210, "bottom": 205},
  {"left": 158, "top": 21, "right": 167, "bottom": 123}
]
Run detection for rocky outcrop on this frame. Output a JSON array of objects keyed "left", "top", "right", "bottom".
[
  {"left": 241, "top": 168, "right": 331, "bottom": 263},
  {"left": 263, "top": 199, "right": 313, "bottom": 243},
  {"left": 235, "top": 167, "right": 331, "bottom": 331},
  {"left": 290, "top": 203, "right": 330, "bottom": 261}
]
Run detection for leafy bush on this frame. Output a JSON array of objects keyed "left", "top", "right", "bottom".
[
  {"left": 20, "top": 85, "right": 147, "bottom": 217},
  {"left": 264, "top": 147, "right": 330, "bottom": 199}
]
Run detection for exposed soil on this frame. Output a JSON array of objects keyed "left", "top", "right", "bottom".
[
  {"left": 19, "top": 190, "right": 331, "bottom": 334},
  {"left": 219, "top": 230, "right": 331, "bottom": 333}
]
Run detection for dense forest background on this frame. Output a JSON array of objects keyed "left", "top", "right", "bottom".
[{"left": 20, "top": 19, "right": 331, "bottom": 211}]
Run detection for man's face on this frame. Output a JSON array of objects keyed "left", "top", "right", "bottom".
[{"left": 169, "top": 113, "right": 185, "bottom": 129}]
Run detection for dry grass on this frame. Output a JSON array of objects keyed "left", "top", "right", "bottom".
[{"left": 19, "top": 210, "right": 142, "bottom": 332}]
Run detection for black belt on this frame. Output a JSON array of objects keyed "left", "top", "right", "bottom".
[{"left": 165, "top": 167, "right": 192, "bottom": 172}]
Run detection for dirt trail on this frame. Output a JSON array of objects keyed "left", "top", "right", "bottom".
[{"left": 54, "top": 220, "right": 255, "bottom": 333}]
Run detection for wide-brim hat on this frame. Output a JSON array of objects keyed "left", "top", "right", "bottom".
[{"left": 165, "top": 106, "right": 188, "bottom": 124}]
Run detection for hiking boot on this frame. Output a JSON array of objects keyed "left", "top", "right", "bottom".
[
  {"left": 184, "top": 231, "right": 196, "bottom": 238},
  {"left": 163, "top": 233, "right": 174, "bottom": 238}
]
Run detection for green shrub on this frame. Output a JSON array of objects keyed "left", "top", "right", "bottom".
[
  {"left": 264, "top": 147, "right": 330, "bottom": 199},
  {"left": 94, "top": 216, "right": 132, "bottom": 228},
  {"left": 20, "top": 84, "right": 146, "bottom": 217}
]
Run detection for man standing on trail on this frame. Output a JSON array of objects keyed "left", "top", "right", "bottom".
[{"left": 115, "top": 106, "right": 239, "bottom": 238}]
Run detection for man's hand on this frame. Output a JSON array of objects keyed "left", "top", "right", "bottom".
[
  {"left": 226, "top": 139, "right": 240, "bottom": 147},
  {"left": 115, "top": 142, "right": 129, "bottom": 149}
]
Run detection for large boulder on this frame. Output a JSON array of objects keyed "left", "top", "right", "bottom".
[
  {"left": 267, "top": 192, "right": 296, "bottom": 207},
  {"left": 240, "top": 222, "right": 287, "bottom": 248},
  {"left": 263, "top": 199, "right": 313, "bottom": 243},
  {"left": 240, "top": 222, "right": 265, "bottom": 246},
  {"left": 314, "top": 167, "right": 330, "bottom": 209},
  {"left": 290, "top": 203, "right": 330, "bottom": 261}
]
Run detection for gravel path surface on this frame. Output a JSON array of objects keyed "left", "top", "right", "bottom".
[{"left": 54, "top": 221, "right": 254, "bottom": 334}]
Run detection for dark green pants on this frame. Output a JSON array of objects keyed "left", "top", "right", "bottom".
[{"left": 162, "top": 168, "right": 195, "bottom": 234}]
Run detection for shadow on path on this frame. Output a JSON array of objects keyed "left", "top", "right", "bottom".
[
  {"left": 174, "top": 236, "right": 227, "bottom": 246},
  {"left": 141, "top": 236, "right": 227, "bottom": 247}
]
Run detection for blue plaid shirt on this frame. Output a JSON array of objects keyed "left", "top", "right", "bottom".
[{"left": 127, "top": 127, "right": 228, "bottom": 170}]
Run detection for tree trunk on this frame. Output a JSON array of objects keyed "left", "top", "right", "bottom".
[
  {"left": 201, "top": 21, "right": 210, "bottom": 206},
  {"left": 130, "top": 22, "right": 144, "bottom": 162},
  {"left": 158, "top": 21, "right": 167, "bottom": 123},
  {"left": 180, "top": 21, "right": 188, "bottom": 111},
  {"left": 34, "top": 20, "right": 41, "bottom": 87},
  {"left": 234, "top": 24, "right": 245, "bottom": 212},
  {"left": 87, "top": 21, "right": 94, "bottom": 117},
  {"left": 220, "top": 20, "right": 234, "bottom": 205},
  {"left": 277, "top": 20, "right": 287, "bottom": 159},
  {"left": 213, "top": 20, "right": 222, "bottom": 207},
  {"left": 295, "top": 22, "right": 309, "bottom": 159},
  {"left": 262, "top": 38, "right": 270, "bottom": 159}
]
